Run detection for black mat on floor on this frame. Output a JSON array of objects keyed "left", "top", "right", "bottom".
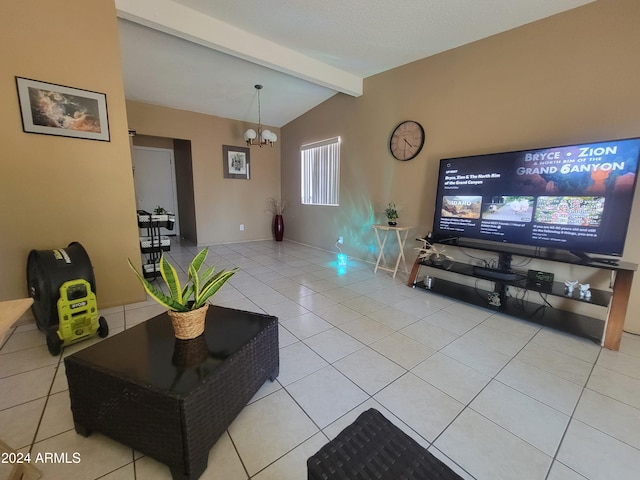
[{"left": 307, "top": 408, "right": 463, "bottom": 479}]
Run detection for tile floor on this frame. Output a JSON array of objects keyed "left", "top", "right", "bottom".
[{"left": 2, "top": 240, "right": 640, "bottom": 479}]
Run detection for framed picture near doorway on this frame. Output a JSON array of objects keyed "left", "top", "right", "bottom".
[
  {"left": 223, "top": 145, "right": 250, "bottom": 179},
  {"left": 15, "top": 77, "right": 110, "bottom": 141}
]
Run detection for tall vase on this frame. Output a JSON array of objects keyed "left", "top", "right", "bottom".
[{"left": 274, "top": 214, "right": 284, "bottom": 241}]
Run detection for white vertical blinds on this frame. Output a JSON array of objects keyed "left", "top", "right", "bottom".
[{"left": 301, "top": 137, "right": 340, "bottom": 206}]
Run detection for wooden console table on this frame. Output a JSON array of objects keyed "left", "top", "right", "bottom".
[
  {"left": 0, "top": 298, "right": 33, "bottom": 346},
  {"left": 372, "top": 225, "right": 412, "bottom": 278},
  {"left": 1, "top": 298, "right": 42, "bottom": 480}
]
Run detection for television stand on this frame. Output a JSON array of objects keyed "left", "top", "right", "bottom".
[{"left": 407, "top": 246, "right": 636, "bottom": 350}]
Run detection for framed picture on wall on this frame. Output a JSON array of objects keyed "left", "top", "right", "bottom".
[
  {"left": 15, "top": 77, "right": 110, "bottom": 141},
  {"left": 223, "top": 145, "right": 251, "bottom": 179}
]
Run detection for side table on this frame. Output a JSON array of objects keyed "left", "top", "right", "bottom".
[{"left": 372, "top": 224, "right": 413, "bottom": 278}]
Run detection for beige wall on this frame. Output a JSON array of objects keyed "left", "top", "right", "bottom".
[
  {"left": 125, "top": 101, "right": 281, "bottom": 245},
  {"left": 0, "top": 0, "right": 144, "bottom": 308},
  {"left": 133, "top": 134, "right": 174, "bottom": 150},
  {"left": 281, "top": 0, "right": 640, "bottom": 332}
]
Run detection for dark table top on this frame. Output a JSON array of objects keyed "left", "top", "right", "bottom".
[{"left": 65, "top": 305, "right": 277, "bottom": 396}]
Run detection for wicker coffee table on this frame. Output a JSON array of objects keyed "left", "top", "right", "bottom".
[{"left": 65, "top": 305, "right": 279, "bottom": 480}]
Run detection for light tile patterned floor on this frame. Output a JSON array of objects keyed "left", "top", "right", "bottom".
[{"left": 2, "top": 240, "right": 640, "bottom": 479}]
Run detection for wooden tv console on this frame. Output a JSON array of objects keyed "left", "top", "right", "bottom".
[{"left": 407, "top": 242, "right": 636, "bottom": 350}]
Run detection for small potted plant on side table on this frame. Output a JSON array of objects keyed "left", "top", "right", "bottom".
[{"left": 385, "top": 202, "right": 399, "bottom": 226}]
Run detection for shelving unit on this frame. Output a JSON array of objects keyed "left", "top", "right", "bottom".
[
  {"left": 407, "top": 242, "right": 636, "bottom": 350},
  {"left": 136, "top": 210, "right": 175, "bottom": 279}
]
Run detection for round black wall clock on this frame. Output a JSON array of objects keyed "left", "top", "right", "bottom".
[{"left": 389, "top": 120, "right": 425, "bottom": 161}]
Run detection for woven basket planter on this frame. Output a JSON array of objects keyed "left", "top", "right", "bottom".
[{"left": 168, "top": 304, "right": 208, "bottom": 340}]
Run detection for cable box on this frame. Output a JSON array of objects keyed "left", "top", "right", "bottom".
[{"left": 472, "top": 266, "right": 519, "bottom": 281}]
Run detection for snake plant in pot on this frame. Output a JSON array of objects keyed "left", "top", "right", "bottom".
[{"left": 128, "top": 247, "right": 238, "bottom": 339}]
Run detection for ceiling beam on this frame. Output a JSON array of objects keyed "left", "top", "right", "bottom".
[{"left": 115, "top": 0, "right": 363, "bottom": 96}]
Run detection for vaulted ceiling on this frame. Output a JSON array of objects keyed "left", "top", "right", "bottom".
[{"left": 116, "top": 0, "right": 594, "bottom": 128}]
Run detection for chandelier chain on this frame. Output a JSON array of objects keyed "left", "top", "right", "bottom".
[{"left": 257, "top": 88, "right": 262, "bottom": 128}]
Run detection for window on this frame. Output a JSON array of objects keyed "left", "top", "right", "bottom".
[{"left": 301, "top": 137, "right": 340, "bottom": 206}]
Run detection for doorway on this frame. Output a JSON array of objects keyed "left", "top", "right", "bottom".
[{"left": 132, "top": 146, "right": 180, "bottom": 237}]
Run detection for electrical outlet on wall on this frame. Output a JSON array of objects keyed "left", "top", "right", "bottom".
[
  {"left": 338, "top": 236, "right": 343, "bottom": 244},
  {"left": 240, "top": 224, "right": 245, "bottom": 231}
]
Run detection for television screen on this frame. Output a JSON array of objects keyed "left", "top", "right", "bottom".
[{"left": 432, "top": 137, "right": 640, "bottom": 257}]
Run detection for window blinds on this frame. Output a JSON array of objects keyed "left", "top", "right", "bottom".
[{"left": 301, "top": 137, "right": 340, "bottom": 206}]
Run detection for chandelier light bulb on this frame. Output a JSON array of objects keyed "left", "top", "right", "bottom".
[{"left": 244, "top": 129, "right": 257, "bottom": 141}]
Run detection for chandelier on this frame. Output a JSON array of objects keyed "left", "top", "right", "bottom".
[{"left": 244, "top": 84, "right": 277, "bottom": 147}]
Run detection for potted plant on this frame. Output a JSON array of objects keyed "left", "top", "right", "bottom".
[
  {"left": 384, "top": 202, "right": 399, "bottom": 226},
  {"left": 267, "top": 197, "right": 287, "bottom": 241},
  {"left": 128, "top": 247, "right": 238, "bottom": 339}
]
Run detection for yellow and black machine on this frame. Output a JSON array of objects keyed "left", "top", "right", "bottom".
[{"left": 27, "top": 242, "right": 108, "bottom": 356}]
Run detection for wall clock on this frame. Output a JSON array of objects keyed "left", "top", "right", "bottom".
[{"left": 389, "top": 120, "right": 425, "bottom": 161}]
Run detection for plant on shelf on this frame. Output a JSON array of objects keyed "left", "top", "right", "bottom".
[
  {"left": 384, "top": 202, "right": 399, "bottom": 225},
  {"left": 128, "top": 247, "right": 238, "bottom": 339},
  {"left": 154, "top": 205, "right": 167, "bottom": 214}
]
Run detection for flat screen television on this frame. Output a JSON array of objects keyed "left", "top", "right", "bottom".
[{"left": 431, "top": 137, "right": 640, "bottom": 261}]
